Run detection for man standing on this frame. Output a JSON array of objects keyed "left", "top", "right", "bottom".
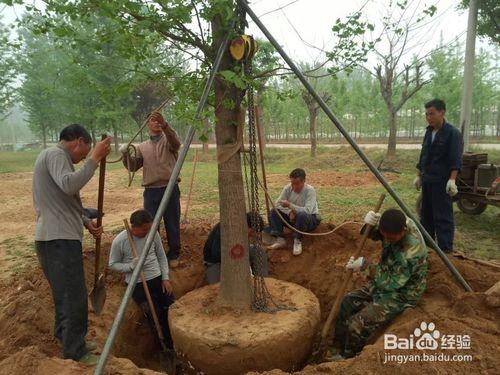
[
  {"left": 109, "top": 210, "right": 175, "bottom": 350},
  {"left": 33, "top": 124, "right": 110, "bottom": 365},
  {"left": 332, "top": 209, "right": 428, "bottom": 359},
  {"left": 415, "top": 99, "right": 462, "bottom": 253},
  {"left": 266, "top": 168, "right": 320, "bottom": 256},
  {"left": 121, "top": 112, "right": 182, "bottom": 267}
]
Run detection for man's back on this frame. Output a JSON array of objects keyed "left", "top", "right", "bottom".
[{"left": 33, "top": 144, "right": 97, "bottom": 242}]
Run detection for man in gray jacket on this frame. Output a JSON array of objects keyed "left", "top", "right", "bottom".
[
  {"left": 266, "top": 168, "right": 320, "bottom": 256},
  {"left": 109, "top": 209, "right": 174, "bottom": 349},
  {"left": 33, "top": 124, "right": 110, "bottom": 365}
]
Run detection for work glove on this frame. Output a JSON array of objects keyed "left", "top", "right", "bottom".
[
  {"left": 128, "top": 257, "right": 139, "bottom": 271},
  {"left": 413, "top": 176, "right": 422, "bottom": 191},
  {"left": 119, "top": 144, "right": 130, "bottom": 154},
  {"left": 446, "top": 179, "right": 458, "bottom": 196},
  {"left": 345, "top": 256, "right": 366, "bottom": 272},
  {"left": 364, "top": 210, "right": 381, "bottom": 227}
]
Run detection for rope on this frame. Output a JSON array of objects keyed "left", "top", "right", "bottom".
[{"left": 107, "top": 98, "right": 171, "bottom": 164}]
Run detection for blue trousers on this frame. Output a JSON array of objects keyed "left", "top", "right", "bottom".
[
  {"left": 421, "top": 179, "right": 454, "bottom": 252},
  {"left": 144, "top": 185, "right": 181, "bottom": 260},
  {"left": 35, "top": 240, "right": 88, "bottom": 360},
  {"left": 268, "top": 208, "right": 319, "bottom": 239}
]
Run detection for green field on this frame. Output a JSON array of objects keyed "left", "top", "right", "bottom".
[{"left": 1, "top": 146, "right": 499, "bottom": 261}]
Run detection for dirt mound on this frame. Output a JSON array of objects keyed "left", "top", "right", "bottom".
[{"left": 0, "top": 221, "right": 498, "bottom": 374}]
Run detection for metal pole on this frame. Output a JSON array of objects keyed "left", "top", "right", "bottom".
[
  {"left": 459, "top": 0, "right": 478, "bottom": 152},
  {"left": 239, "top": 0, "right": 473, "bottom": 292},
  {"left": 94, "top": 35, "right": 231, "bottom": 375}
]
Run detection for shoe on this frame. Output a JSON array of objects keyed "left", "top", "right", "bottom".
[
  {"left": 85, "top": 340, "right": 98, "bottom": 352},
  {"left": 293, "top": 239, "right": 302, "bottom": 255},
  {"left": 56, "top": 340, "right": 98, "bottom": 352},
  {"left": 169, "top": 259, "right": 180, "bottom": 268},
  {"left": 267, "top": 237, "right": 286, "bottom": 250},
  {"left": 78, "top": 352, "right": 100, "bottom": 366}
]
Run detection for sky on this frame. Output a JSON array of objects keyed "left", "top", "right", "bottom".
[{"left": 0, "top": 0, "right": 495, "bottom": 68}]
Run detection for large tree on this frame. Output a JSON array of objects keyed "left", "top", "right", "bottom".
[{"left": 7, "top": 0, "right": 254, "bottom": 307}]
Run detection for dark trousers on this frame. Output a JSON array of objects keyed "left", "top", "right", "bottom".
[
  {"left": 268, "top": 208, "right": 319, "bottom": 239},
  {"left": 334, "top": 286, "right": 401, "bottom": 358},
  {"left": 421, "top": 179, "right": 454, "bottom": 252},
  {"left": 144, "top": 184, "right": 181, "bottom": 260},
  {"left": 132, "top": 276, "right": 175, "bottom": 349},
  {"left": 35, "top": 240, "right": 88, "bottom": 360}
]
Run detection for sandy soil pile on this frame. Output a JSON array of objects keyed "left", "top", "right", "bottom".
[{"left": 0, "top": 222, "right": 498, "bottom": 374}]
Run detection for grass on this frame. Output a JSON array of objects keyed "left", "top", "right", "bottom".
[{"left": 1, "top": 145, "right": 498, "bottom": 261}]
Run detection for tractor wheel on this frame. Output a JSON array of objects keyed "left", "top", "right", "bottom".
[{"left": 456, "top": 197, "right": 488, "bottom": 215}]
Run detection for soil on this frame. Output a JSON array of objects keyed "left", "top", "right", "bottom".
[
  {"left": 0, "top": 218, "right": 498, "bottom": 374},
  {"left": 169, "top": 279, "right": 320, "bottom": 375}
]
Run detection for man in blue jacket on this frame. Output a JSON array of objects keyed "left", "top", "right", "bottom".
[{"left": 414, "top": 99, "right": 462, "bottom": 253}]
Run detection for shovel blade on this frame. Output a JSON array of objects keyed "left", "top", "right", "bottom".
[{"left": 90, "top": 274, "right": 106, "bottom": 315}]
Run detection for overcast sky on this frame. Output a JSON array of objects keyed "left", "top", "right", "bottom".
[{"left": 0, "top": 0, "right": 495, "bottom": 67}]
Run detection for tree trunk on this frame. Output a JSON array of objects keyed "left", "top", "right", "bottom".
[
  {"left": 213, "top": 18, "right": 252, "bottom": 309},
  {"left": 42, "top": 125, "right": 47, "bottom": 149},
  {"left": 309, "top": 106, "right": 318, "bottom": 157},
  {"left": 113, "top": 125, "right": 119, "bottom": 153},
  {"left": 91, "top": 128, "right": 97, "bottom": 147},
  {"left": 202, "top": 117, "right": 209, "bottom": 154},
  {"left": 255, "top": 105, "right": 266, "bottom": 151},
  {"left": 387, "top": 111, "right": 397, "bottom": 157}
]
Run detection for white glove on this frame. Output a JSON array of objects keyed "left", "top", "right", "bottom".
[
  {"left": 446, "top": 179, "right": 458, "bottom": 196},
  {"left": 346, "top": 256, "right": 366, "bottom": 272},
  {"left": 128, "top": 257, "right": 139, "bottom": 271},
  {"left": 119, "top": 144, "right": 130, "bottom": 154},
  {"left": 364, "top": 211, "right": 381, "bottom": 227},
  {"left": 413, "top": 176, "right": 422, "bottom": 191}
]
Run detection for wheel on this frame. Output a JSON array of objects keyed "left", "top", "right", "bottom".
[
  {"left": 456, "top": 197, "right": 488, "bottom": 215},
  {"left": 415, "top": 193, "right": 422, "bottom": 218}
]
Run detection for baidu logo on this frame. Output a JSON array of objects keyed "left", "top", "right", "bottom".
[
  {"left": 414, "top": 321, "right": 440, "bottom": 350},
  {"left": 384, "top": 321, "right": 470, "bottom": 351}
]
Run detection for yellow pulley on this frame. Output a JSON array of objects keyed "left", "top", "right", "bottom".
[{"left": 230, "top": 35, "right": 258, "bottom": 62}]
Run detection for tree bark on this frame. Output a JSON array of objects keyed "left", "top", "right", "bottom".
[
  {"left": 387, "top": 111, "right": 397, "bottom": 157},
  {"left": 213, "top": 17, "right": 252, "bottom": 309},
  {"left": 387, "top": 112, "right": 397, "bottom": 158},
  {"left": 112, "top": 125, "right": 119, "bottom": 153},
  {"left": 309, "top": 105, "right": 318, "bottom": 157},
  {"left": 42, "top": 125, "right": 47, "bottom": 149},
  {"left": 202, "top": 117, "right": 210, "bottom": 154}
]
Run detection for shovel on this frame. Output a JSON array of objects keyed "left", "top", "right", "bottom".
[
  {"left": 89, "top": 135, "right": 108, "bottom": 315},
  {"left": 311, "top": 193, "right": 386, "bottom": 363}
]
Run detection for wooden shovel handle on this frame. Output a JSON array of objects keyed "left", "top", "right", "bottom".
[
  {"left": 94, "top": 134, "right": 107, "bottom": 284},
  {"left": 319, "top": 193, "right": 386, "bottom": 343},
  {"left": 123, "top": 219, "right": 168, "bottom": 352}
]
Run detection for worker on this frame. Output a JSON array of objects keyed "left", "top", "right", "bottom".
[
  {"left": 266, "top": 168, "right": 320, "bottom": 255},
  {"left": 33, "top": 124, "right": 110, "bottom": 365},
  {"left": 331, "top": 208, "right": 428, "bottom": 360},
  {"left": 109, "top": 209, "right": 175, "bottom": 350},
  {"left": 414, "top": 98, "right": 462, "bottom": 253},
  {"left": 120, "top": 111, "right": 182, "bottom": 267},
  {"left": 203, "top": 212, "right": 269, "bottom": 284}
]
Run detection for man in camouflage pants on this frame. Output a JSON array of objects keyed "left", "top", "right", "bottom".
[{"left": 332, "top": 208, "right": 428, "bottom": 359}]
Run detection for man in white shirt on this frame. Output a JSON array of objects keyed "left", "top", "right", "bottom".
[{"left": 266, "top": 168, "right": 320, "bottom": 255}]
